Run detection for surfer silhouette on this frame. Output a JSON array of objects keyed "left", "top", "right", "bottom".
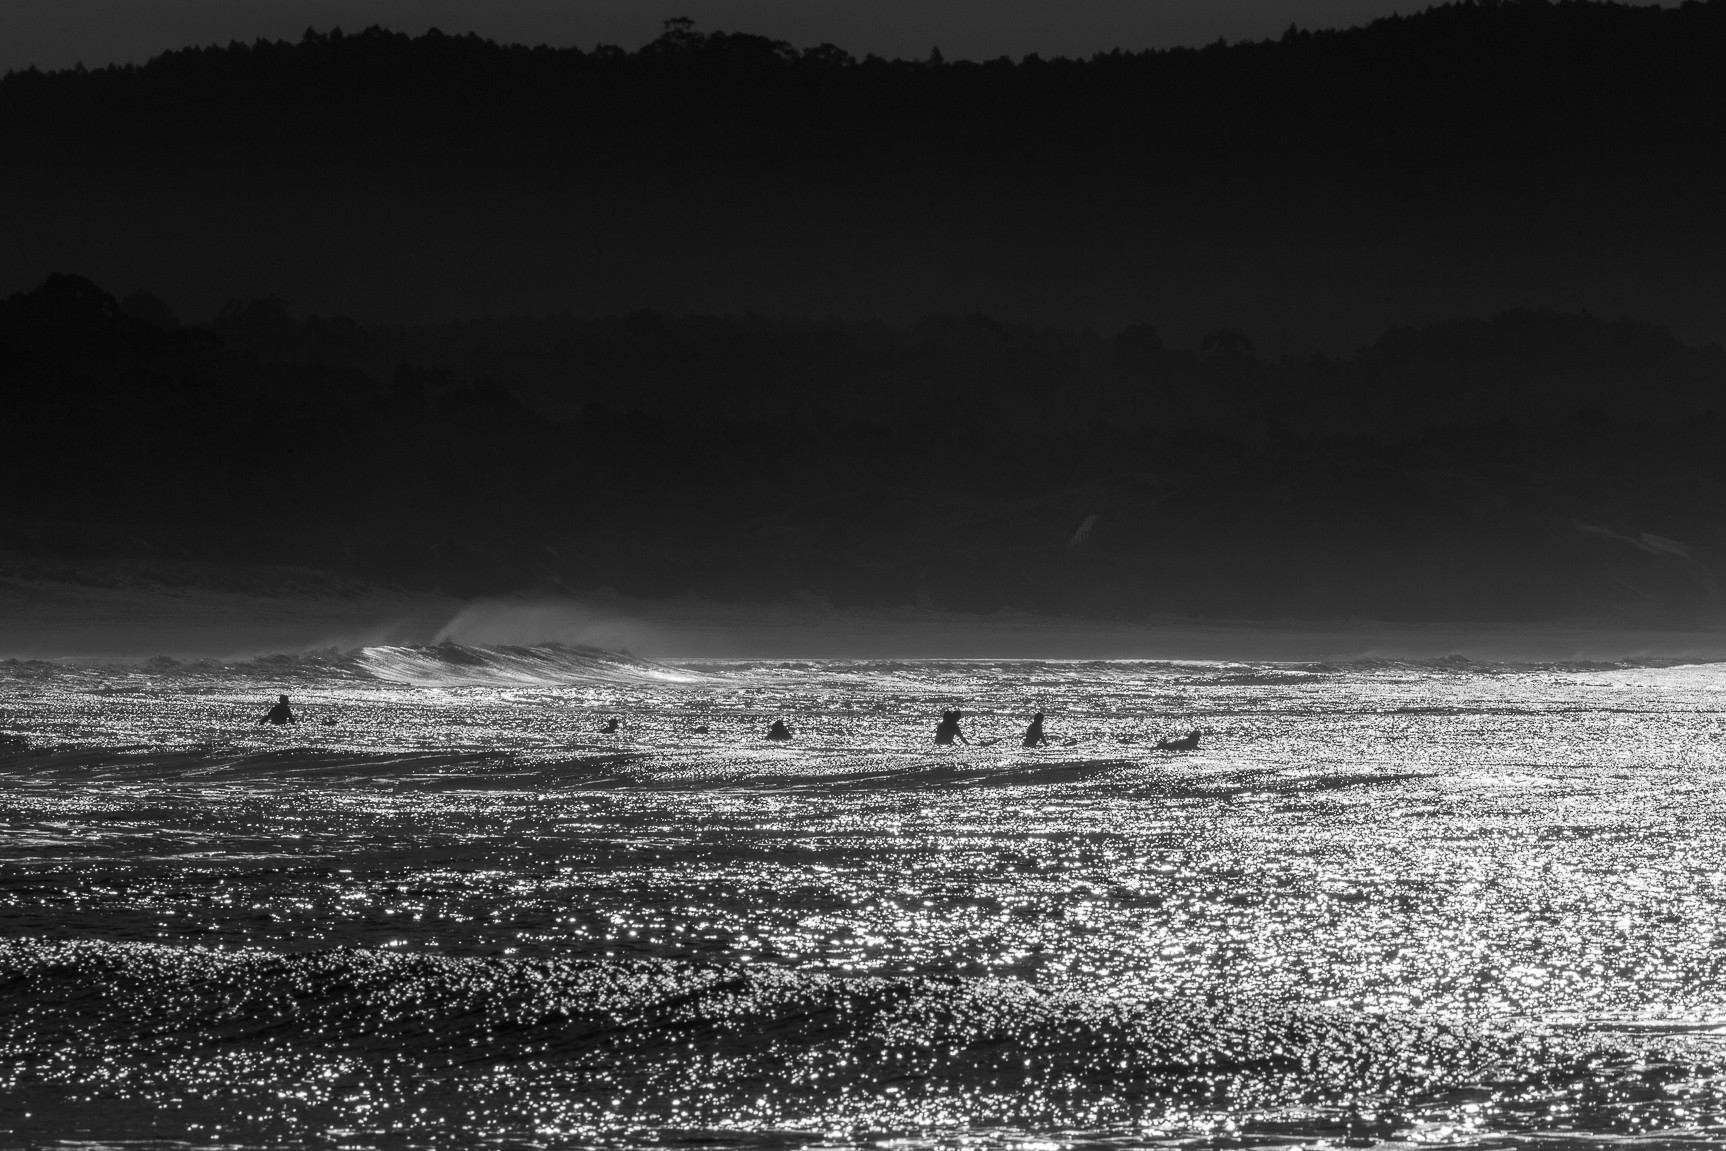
[
  {"left": 259, "top": 694, "right": 297, "bottom": 725},
  {"left": 1156, "top": 729, "right": 1201, "bottom": 751},
  {"left": 602, "top": 717, "right": 620, "bottom": 733},
  {"left": 766, "top": 719, "right": 793, "bottom": 741},
  {"left": 934, "top": 710, "right": 969, "bottom": 745},
  {"left": 1022, "top": 711, "right": 1047, "bottom": 747}
]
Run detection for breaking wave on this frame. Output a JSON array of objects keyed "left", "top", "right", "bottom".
[
  {"left": 120, "top": 641, "right": 703, "bottom": 688},
  {"left": 348, "top": 642, "right": 700, "bottom": 687}
]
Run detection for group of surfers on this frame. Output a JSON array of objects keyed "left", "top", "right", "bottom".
[
  {"left": 739, "top": 709, "right": 1202, "bottom": 750},
  {"left": 260, "top": 694, "right": 1202, "bottom": 751}
]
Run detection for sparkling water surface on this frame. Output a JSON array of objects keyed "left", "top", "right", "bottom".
[{"left": 2, "top": 646, "right": 1725, "bottom": 1148}]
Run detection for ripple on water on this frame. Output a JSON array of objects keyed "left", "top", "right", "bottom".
[{"left": 1, "top": 653, "right": 1725, "bottom": 1145}]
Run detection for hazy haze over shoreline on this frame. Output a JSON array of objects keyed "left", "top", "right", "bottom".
[{"left": 7, "top": 580, "right": 1726, "bottom": 663}]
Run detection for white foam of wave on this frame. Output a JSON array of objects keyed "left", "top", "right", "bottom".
[{"left": 351, "top": 642, "right": 698, "bottom": 687}]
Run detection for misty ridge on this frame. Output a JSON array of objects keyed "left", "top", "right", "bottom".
[{"left": 7, "top": 272, "right": 1726, "bottom": 624}]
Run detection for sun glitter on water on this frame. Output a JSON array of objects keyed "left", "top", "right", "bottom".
[{"left": 1, "top": 646, "right": 1724, "bottom": 1146}]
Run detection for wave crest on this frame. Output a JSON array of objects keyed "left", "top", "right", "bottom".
[{"left": 350, "top": 641, "right": 695, "bottom": 686}]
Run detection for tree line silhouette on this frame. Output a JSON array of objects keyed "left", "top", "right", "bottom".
[
  {"left": 197, "top": 292, "right": 1726, "bottom": 438},
  {"left": 2, "top": 2, "right": 1725, "bottom": 343},
  {"left": 6, "top": 273, "right": 1726, "bottom": 622}
]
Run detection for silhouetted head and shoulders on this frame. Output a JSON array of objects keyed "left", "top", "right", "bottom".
[
  {"left": 261, "top": 694, "right": 296, "bottom": 724},
  {"left": 935, "top": 709, "right": 968, "bottom": 745},
  {"left": 766, "top": 719, "right": 793, "bottom": 741},
  {"left": 1022, "top": 711, "right": 1047, "bottom": 747},
  {"left": 602, "top": 716, "right": 621, "bottom": 733}
]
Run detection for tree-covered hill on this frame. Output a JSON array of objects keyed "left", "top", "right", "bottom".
[
  {"left": 6, "top": 273, "right": 1726, "bottom": 622},
  {"left": 2, "top": 1, "right": 1725, "bottom": 346}
]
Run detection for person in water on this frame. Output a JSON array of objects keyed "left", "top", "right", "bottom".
[
  {"left": 1022, "top": 711, "right": 1047, "bottom": 747},
  {"left": 602, "top": 717, "right": 621, "bottom": 733},
  {"left": 934, "top": 710, "right": 969, "bottom": 745},
  {"left": 260, "top": 694, "right": 296, "bottom": 725},
  {"left": 766, "top": 719, "right": 793, "bottom": 741},
  {"left": 1156, "top": 729, "right": 1201, "bottom": 751}
]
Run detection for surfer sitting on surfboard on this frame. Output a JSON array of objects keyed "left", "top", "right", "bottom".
[
  {"left": 766, "top": 719, "right": 793, "bottom": 741},
  {"left": 935, "top": 710, "right": 969, "bottom": 745},
  {"left": 1022, "top": 712, "right": 1048, "bottom": 747},
  {"left": 259, "top": 694, "right": 297, "bottom": 725}
]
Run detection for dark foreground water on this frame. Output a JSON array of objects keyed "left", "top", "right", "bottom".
[{"left": 2, "top": 645, "right": 1725, "bottom": 1148}]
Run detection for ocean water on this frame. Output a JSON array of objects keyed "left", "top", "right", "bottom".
[{"left": 2, "top": 644, "right": 1726, "bottom": 1148}]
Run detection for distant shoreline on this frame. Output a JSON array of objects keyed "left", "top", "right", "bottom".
[{"left": 5, "top": 577, "right": 1725, "bottom": 664}]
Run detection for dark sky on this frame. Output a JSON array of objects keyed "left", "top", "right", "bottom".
[{"left": 3, "top": 0, "right": 1565, "bottom": 73}]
